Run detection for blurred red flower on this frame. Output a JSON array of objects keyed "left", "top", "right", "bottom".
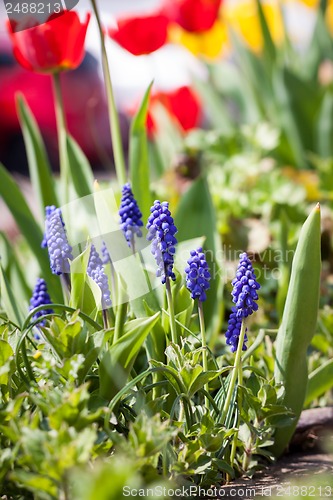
[
  {"left": 147, "top": 86, "right": 201, "bottom": 136},
  {"left": 7, "top": 11, "right": 90, "bottom": 73},
  {"left": 164, "top": 0, "right": 222, "bottom": 33},
  {"left": 108, "top": 12, "right": 169, "bottom": 55}
]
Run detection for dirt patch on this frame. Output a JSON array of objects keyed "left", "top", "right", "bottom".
[{"left": 215, "top": 408, "right": 333, "bottom": 499}]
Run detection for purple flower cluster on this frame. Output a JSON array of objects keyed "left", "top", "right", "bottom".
[
  {"left": 43, "top": 205, "right": 73, "bottom": 275},
  {"left": 29, "top": 278, "right": 54, "bottom": 327},
  {"left": 185, "top": 248, "right": 211, "bottom": 302},
  {"left": 225, "top": 252, "right": 260, "bottom": 352},
  {"left": 225, "top": 309, "right": 248, "bottom": 353},
  {"left": 101, "top": 241, "right": 111, "bottom": 265},
  {"left": 87, "top": 244, "right": 112, "bottom": 309},
  {"left": 119, "top": 183, "right": 143, "bottom": 247},
  {"left": 147, "top": 200, "right": 178, "bottom": 284}
]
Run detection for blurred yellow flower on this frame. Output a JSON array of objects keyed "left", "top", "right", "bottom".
[
  {"left": 286, "top": 0, "right": 319, "bottom": 7},
  {"left": 168, "top": 19, "right": 228, "bottom": 59},
  {"left": 326, "top": 1, "right": 333, "bottom": 35},
  {"left": 224, "top": 0, "right": 284, "bottom": 53}
]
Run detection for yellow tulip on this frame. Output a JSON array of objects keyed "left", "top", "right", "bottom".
[
  {"left": 168, "top": 19, "right": 229, "bottom": 59},
  {"left": 326, "top": 1, "right": 333, "bottom": 35},
  {"left": 224, "top": 0, "right": 284, "bottom": 53}
]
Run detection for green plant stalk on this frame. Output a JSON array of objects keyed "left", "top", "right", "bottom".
[
  {"left": 228, "top": 360, "right": 243, "bottom": 478},
  {"left": 114, "top": 299, "right": 127, "bottom": 343},
  {"left": 102, "top": 309, "right": 110, "bottom": 330},
  {"left": 52, "top": 72, "right": 69, "bottom": 205},
  {"left": 198, "top": 300, "right": 209, "bottom": 411},
  {"left": 90, "top": 0, "right": 127, "bottom": 185},
  {"left": 220, "top": 320, "right": 246, "bottom": 424},
  {"left": 272, "top": 203, "right": 321, "bottom": 457},
  {"left": 165, "top": 277, "right": 178, "bottom": 345}
]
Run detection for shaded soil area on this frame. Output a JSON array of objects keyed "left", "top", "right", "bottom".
[{"left": 217, "top": 408, "right": 333, "bottom": 499}]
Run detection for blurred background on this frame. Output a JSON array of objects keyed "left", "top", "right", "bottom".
[{"left": 0, "top": 0, "right": 323, "bottom": 173}]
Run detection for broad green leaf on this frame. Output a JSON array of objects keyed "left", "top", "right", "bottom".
[
  {"left": 0, "top": 232, "right": 31, "bottom": 306},
  {"left": 0, "top": 164, "right": 62, "bottom": 301},
  {"left": 66, "top": 135, "right": 95, "bottom": 199},
  {"left": 70, "top": 246, "right": 100, "bottom": 318},
  {"left": 316, "top": 90, "right": 333, "bottom": 158},
  {"left": 305, "top": 358, "right": 333, "bottom": 406},
  {"left": 272, "top": 69, "right": 306, "bottom": 168},
  {"left": 0, "top": 339, "right": 13, "bottom": 385},
  {"left": 273, "top": 204, "right": 321, "bottom": 457},
  {"left": 129, "top": 81, "right": 153, "bottom": 222},
  {"left": 0, "top": 266, "right": 24, "bottom": 327},
  {"left": 99, "top": 312, "right": 160, "bottom": 401},
  {"left": 303, "top": 7, "right": 332, "bottom": 79},
  {"left": 17, "top": 94, "right": 58, "bottom": 221},
  {"left": 10, "top": 471, "right": 58, "bottom": 497}
]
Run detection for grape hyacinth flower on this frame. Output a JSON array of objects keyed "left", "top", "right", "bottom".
[
  {"left": 119, "top": 183, "right": 143, "bottom": 249},
  {"left": 29, "top": 278, "right": 54, "bottom": 328},
  {"left": 101, "top": 241, "right": 111, "bottom": 265},
  {"left": 185, "top": 248, "right": 211, "bottom": 302},
  {"left": 147, "top": 200, "right": 178, "bottom": 284},
  {"left": 87, "top": 244, "right": 112, "bottom": 309},
  {"left": 225, "top": 252, "right": 260, "bottom": 353},
  {"left": 43, "top": 205, "right": 73, "bottom": 275},
  {"left": 185, "top": 248, "right": 211, "bottom": 409}
]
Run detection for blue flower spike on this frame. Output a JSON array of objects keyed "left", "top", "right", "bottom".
[
  {"left": 43, "top": 205, "right": 73, "bottom": 276},
  {"left": 186, "top": 248, "right": 211, "bottom": 409},
  {"left": 119, "top": 183, "right": 143, "bottom": 249},
  {"left": 101, "top": 241, "right": 111, "bottom": 265},
  {"left": 225, "top": 252, "right": 260, "bottom": 353},
  {"left": 147, "top": 200, "right": 178, "bottom": 285},
  {"left": 29, "top": 278, "right": 54, "bottom": 329},
  {"left": 87, "top": 244, "right": 112, "bottom": 310},
  {"left": 185, "top": 248, "right": 211, "bottom": 302}
]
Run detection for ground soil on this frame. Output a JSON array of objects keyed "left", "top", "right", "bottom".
[{"left": 216, "top": 408, "right": 333, "bottom": 500}]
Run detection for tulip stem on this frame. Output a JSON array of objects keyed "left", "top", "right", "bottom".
[
  {"left": 220, "top": 320, "right": 246, "bottom": 424},
  {"left": 52, "top": 72, "right": 69, "bottom": 205},
  {"left": 198, "top": 300, "right": 209, "bottom": 411},
  {"left": 90, "top": 0, "right": 127, "bottom": 186}
]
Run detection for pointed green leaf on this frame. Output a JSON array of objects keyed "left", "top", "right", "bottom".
[
  {"left": 305, "top": 358, "right": 333, "bottom": 406},
  {"left": 0, "top": 164, "right": 62, "bottom": 301},
  {"left": 129, "top": 81, "right": 153, "bottom": 222},
  {"left": 0, "top": 265, "right": 24, "bottom": 327},
  {"left": 17, "top": 94, "right": 58, "bottom": 220},
  {"left": 273, "top": 204, "right": 321, "bottom": 457},
  {"left": 317, "top": 90, "right": 333, "bottom": 158},
  {"left": 99, "top": 312, "right": 160, "bottom": 401},
  {"left": 66, "top": 135, "right": 95, "bottom": 199},
  {"left": 256, "top": 0, "right": 276, "bottom": 65},
  {"left": 70, "top": 246, "right": 100, "bottom": 318}
]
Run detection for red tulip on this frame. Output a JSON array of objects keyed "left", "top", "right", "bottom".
[
  {"left": 7, "top": 11, "right": 90, "bottom": 73},
  {"left": 147, "top": 86, "right": 201, "bottom": 136},
  {"left": 164, "top": 0, "right": 222, "bottom": 33},
  {"left": 107, "top": 11, "right": 169, "bottom": 55}
]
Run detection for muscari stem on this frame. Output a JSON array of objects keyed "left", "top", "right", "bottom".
[
  {"left": 102, "top": 309, "right": 110, "bottom": 330},
  {"left": 165, "top": 276, "right": 178, "bottom": 345},
  {"left": 220, "top": 320, "right": 246, "bottom": 424},
  {"left": 90, "top": 0, "right": 127, "bottom": 185},
  {"left": 228, "top": 358, "right": 244, "bottom": 480},
  {"left": 52, "top": 72, "right": 69, "bottom": 205},
  {"left": 198, "top": 300, "right": 209, "bottom": 411}
]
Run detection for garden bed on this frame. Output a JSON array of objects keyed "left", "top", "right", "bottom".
[{"left": 220, "top": 408, "right": 333, "bottom": 499}]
